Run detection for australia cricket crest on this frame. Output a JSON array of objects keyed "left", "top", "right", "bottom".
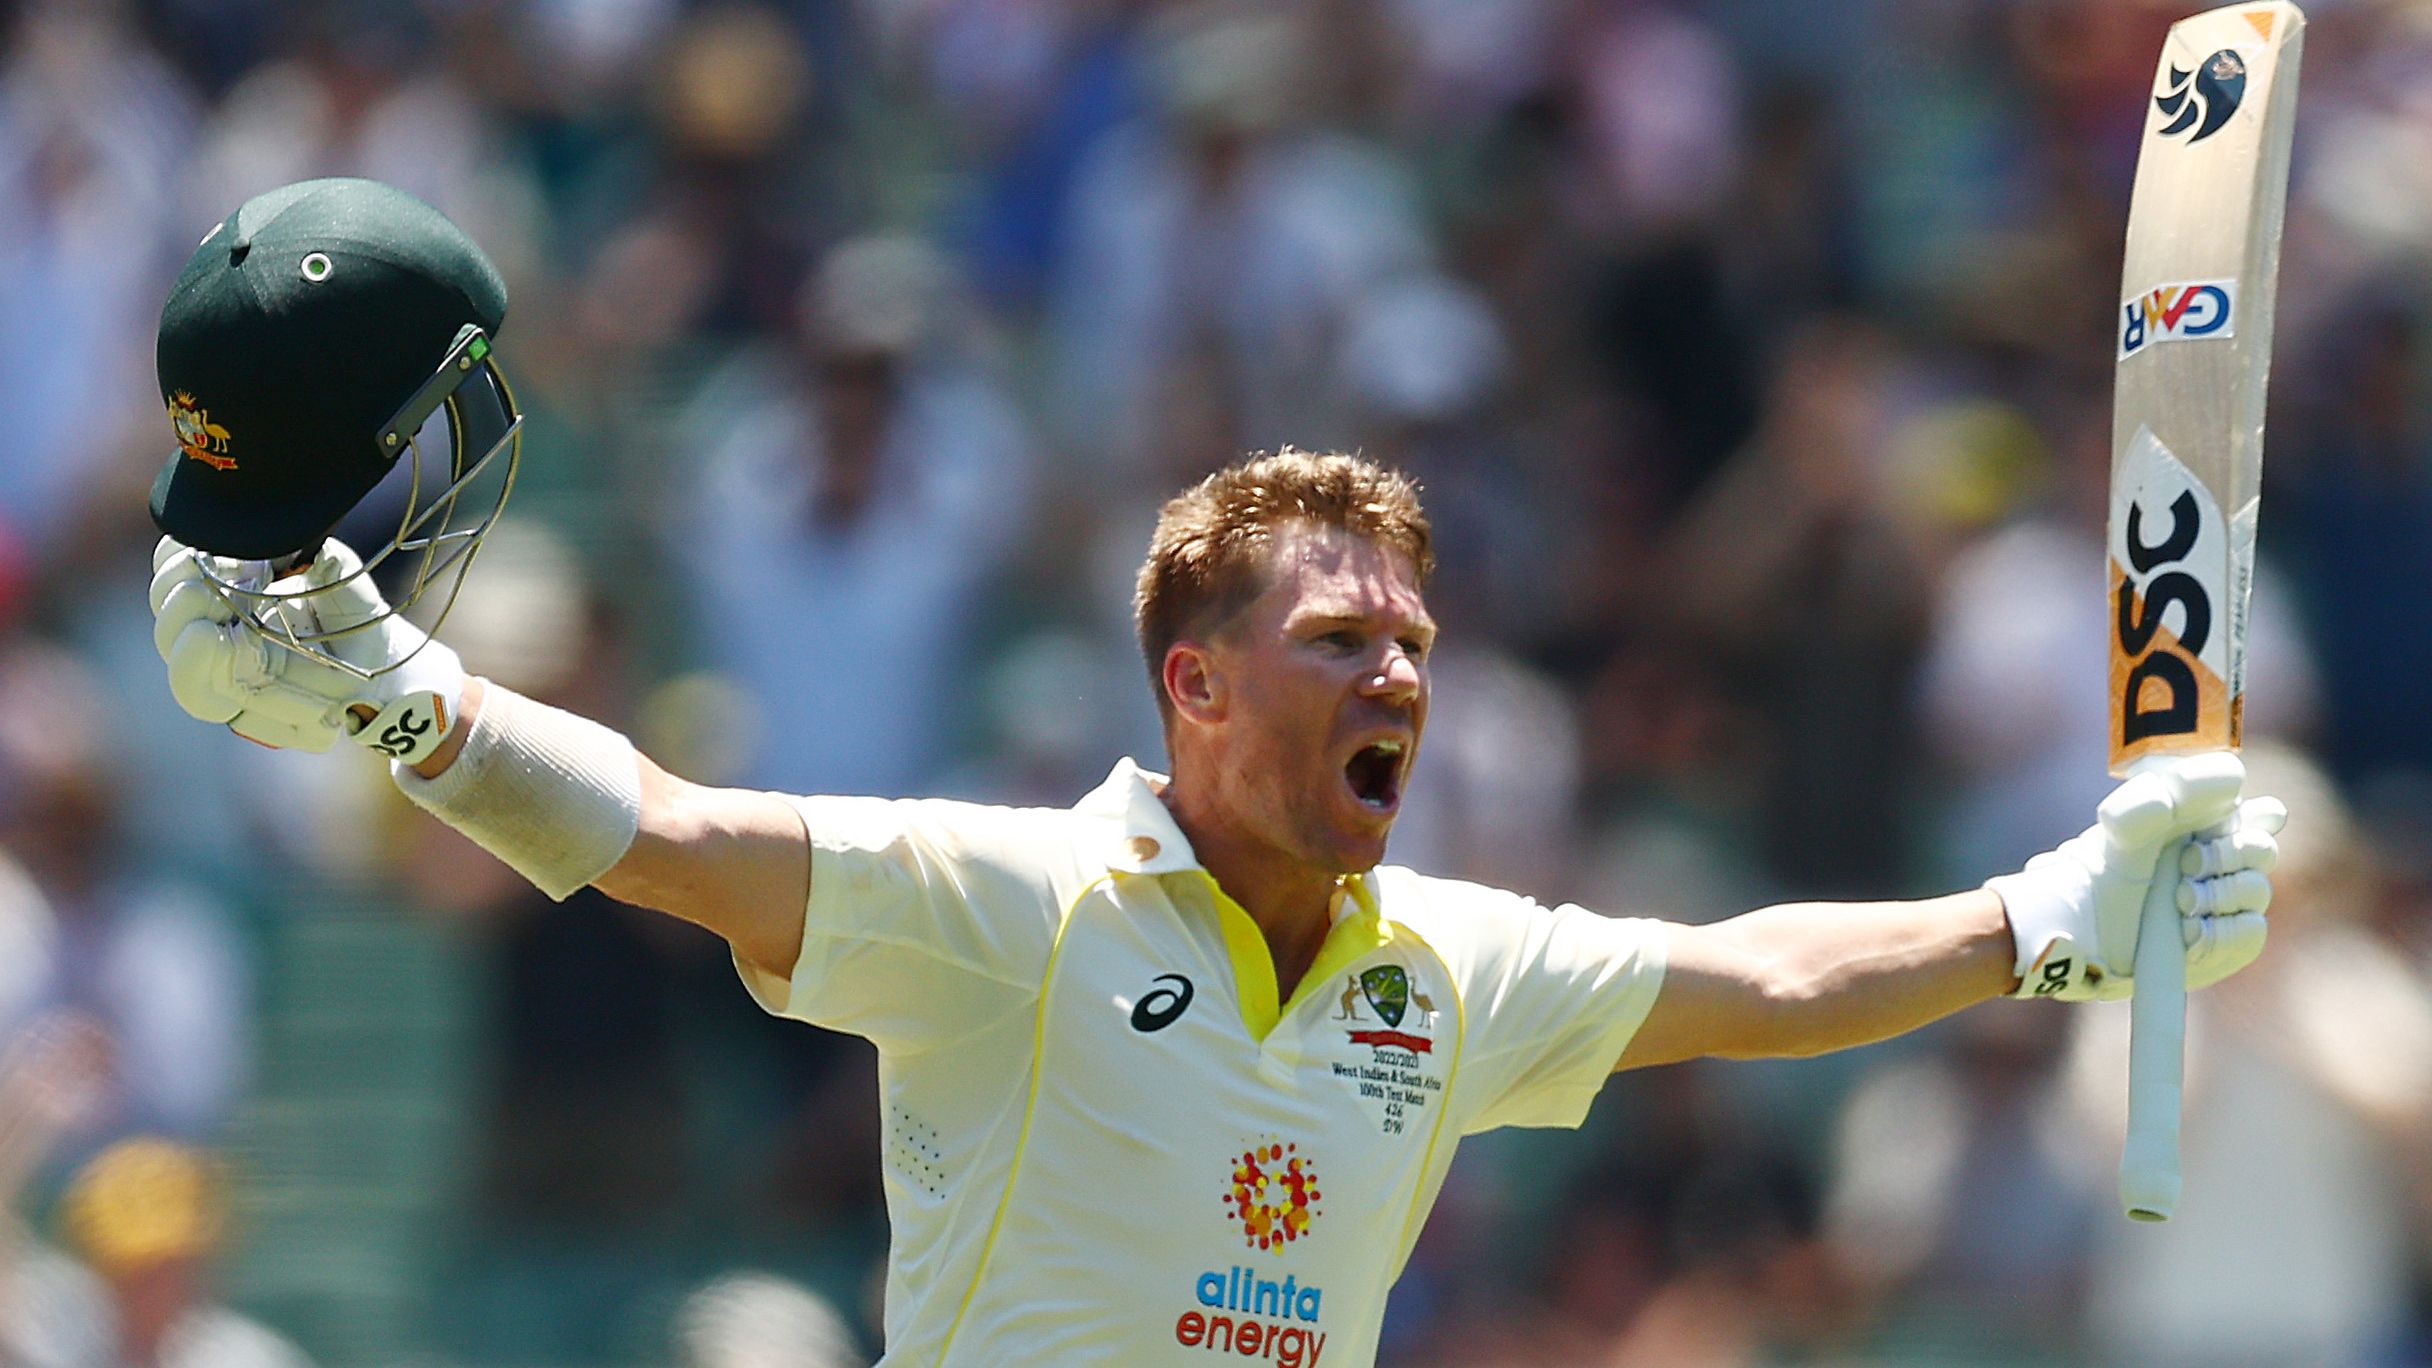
[
  {"left": 1329, "top": 961, "right": 1446, "bottom": 1138},
  {"left": 1334, "top": 962, "right": 1435, "bottom": 1057},
  {"left": 1357, "top": 965, "right": 1408, "bottom": 1028}
]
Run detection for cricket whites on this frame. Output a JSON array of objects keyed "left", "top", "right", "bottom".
[{"left": 2109, "top": 2, "right": 2303, "bottom": 1221}]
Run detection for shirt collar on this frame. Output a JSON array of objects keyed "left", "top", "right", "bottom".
[
  {"left": 1073, "top": 759, "right": 1388, "bottom": 918},
  {"left": 1074, "top": 758, "right": 1204, "bottom": 875}
]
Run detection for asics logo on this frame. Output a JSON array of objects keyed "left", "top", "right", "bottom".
[{"left": 1131, "top": 974, "right": 1194, "bottom": 1032}]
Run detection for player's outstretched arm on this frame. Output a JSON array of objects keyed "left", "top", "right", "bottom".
[
  {"left": 419, "top": 680, "right": 812, "bottom": 984},
  {"left": 1614, "top": 754, "right": 2282, "bottom": 1071},
  {"left": 153, "top": 538, "right": 813, "bottom": 983},
  {"left": 1614, "top": 890, "right": 2014, "bottom": 1070}
]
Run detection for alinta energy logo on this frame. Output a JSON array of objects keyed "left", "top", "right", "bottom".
[
  {"left": 1175, "top": 1265, "right": 1329, "bottom": 1366},
  {"left": 1222, "top": 1140, "right": 1321, "bottom": 1252},
  {"left": 1184, "top": 1141, "right": 1330, "bottom": 1362},
  {"left": 2153, "top": 47, "right": 2247, "bottom": 144}
]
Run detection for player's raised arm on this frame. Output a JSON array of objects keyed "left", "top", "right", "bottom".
[
  {"left": 150, "top": 538, "right": 815, "bottom": 984},
  {"left": 142, "top": 177, "right": 812, "bottom": 983},
  {"left": 1615, "top": 753, "right": 2282, "bottom": 1070}
]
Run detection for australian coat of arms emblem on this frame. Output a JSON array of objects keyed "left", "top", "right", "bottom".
[{"left": 169, "top": 392, "right": 236, "bottom": 470}]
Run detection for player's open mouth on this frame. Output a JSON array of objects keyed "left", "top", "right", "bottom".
[{"left": 1345, "top": 740, "right": 1405, "bottom": 812}]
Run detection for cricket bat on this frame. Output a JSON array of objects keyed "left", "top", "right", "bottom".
[{"left": 2110, "top": 1, "right": 2303, "bottom": 1222}]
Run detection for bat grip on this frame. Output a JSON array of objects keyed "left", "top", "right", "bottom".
[{"left": 2121, "top": 841, "right": 2188, "bottom": 1221}]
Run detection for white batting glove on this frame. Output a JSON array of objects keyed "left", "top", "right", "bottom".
[
  {"left": 1990, "top": 753, "right": 2281, "bottom": 1001},
  {"left": 150, "top": 536, "right": 466, "bottom": 764}
]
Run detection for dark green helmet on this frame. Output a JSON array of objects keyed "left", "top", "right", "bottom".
[{"left": 151, "top": 178, "right": 521, "bottom": 673}]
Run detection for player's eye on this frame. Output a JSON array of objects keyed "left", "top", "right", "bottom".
[{"left": 1398, "top": 637, "right": 1429, "bottom": 661}]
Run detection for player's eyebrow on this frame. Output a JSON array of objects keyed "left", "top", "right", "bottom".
[{"left": 1292, "top": 609, "right": 1437, "bottom": 643}]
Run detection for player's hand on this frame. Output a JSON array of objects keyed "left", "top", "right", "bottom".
[
  {"left": 150, "top": 536, "right": 466, "bottom": 764},
  {"left": 1990, "top": 753, "right": 2281, "bottom": 1001}
]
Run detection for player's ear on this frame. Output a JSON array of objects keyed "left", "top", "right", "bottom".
[{"left": 1164, "top": 641, "right": 1224, "bottom": 725}]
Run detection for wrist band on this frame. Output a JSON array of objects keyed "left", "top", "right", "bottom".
[{"left": 390, "top": 683, "right": 642, "bottom": 900}]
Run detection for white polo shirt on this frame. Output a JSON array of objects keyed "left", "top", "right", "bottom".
[{"left": 738, "top": 760, "right": 1667, "bottom": 1368}]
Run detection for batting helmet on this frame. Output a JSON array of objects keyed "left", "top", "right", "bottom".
[{"left": 151, "top": 177, "right": 521, "bottom": 676}]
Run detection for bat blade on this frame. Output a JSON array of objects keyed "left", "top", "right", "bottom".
[
  {"left": 2110, "top": 3, "right": 2301, "bottom": 776},
  {"left": 2111, "top": 1, "right": 2304, "bottom": 1223}
]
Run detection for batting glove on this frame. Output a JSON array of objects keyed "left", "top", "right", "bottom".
[
  {"left": 150, "top": 536, "right": 466, "bottom": 765},
  {"left": 1990, "top": 752, "right": 2282, "bottom": 1002}
]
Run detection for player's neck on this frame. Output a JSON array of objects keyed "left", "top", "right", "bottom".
[{"left": 1159, "top": 788, "right": 1337, "bottom": 999}]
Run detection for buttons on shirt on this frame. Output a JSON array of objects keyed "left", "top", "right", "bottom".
[{"left": 1128, "top": 836, "right": 1162, "bottom": 863}]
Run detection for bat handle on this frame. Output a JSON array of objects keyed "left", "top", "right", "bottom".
[{"left": 2121, "top": 840, "right": 2188, "bottom": 1221}]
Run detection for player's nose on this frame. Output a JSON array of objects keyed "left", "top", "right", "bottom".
[{"left": 1363, "top": 649, "right": 1423, "bottom": 705}]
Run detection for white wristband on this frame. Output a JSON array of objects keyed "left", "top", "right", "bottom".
[{"left": 390, "top": 683, "right": 643, "bottom": 900}]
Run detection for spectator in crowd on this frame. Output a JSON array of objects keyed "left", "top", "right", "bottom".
[
  {"left": 1823, "top": 1008, "right": 2094, "bottom": 1361},
  {"left": 0, "top": 0, "right": 196, "bottom": 563},
  {"left": 1, "top": 1015, "right": 111, "bottom": 1368},
  {"left": 0, "top": 645, "right": 249, "bottom": 1149},
  {"left": 1046, "top": 1, "right": 1430, "bottom": 481},
  {"left": 674, "top": 235, "right": 1035, "bottom": 798},
  {"left": 14, "top": 1137, "right": 312, "bottom": 1368},
  {"left": 1652, "top": 319, "right": 1932, "bottom": 897}
]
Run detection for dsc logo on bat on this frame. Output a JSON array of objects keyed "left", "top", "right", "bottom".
[
  {"left": 2109, "top": 428, "right": 2242, "bottom": 761},
  {"left": 2119, "top": 281, "right": 2236, "bottom": 359},
  {"left": 2114, "top": 485, "right": 2215, "bottom": 747}
]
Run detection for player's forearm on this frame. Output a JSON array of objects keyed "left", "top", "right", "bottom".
[
  {"left": 397, "top": 679, "right": 812, "bottom": 979},
  {"left": 1700, "top": 890, "right": 2018, "bottom": 1059}
]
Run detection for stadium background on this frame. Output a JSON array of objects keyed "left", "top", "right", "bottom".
[{"left": 3, "top": 0, "right": 2431, "bottom": 1363}]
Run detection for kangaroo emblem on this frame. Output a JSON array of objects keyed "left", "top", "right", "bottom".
[{"left": 1333, "top": 976, "right": 1366, "bottom": 1022}]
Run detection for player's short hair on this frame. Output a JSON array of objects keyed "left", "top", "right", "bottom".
[{"left": 1135, "top": 448, "right": 1432, "bottom": 721}]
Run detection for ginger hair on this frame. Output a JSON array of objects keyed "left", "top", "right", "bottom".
[{"left": 1134, "top": 448, "right": 1432, "bottom": 720}]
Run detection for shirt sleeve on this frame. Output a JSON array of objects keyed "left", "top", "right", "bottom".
[
  {"left": 1447, "top": 892, "right": 1668, "bottom": 1134},
  {"left": 734, "top": 794, "right": 1078, "bottom": 1054}
]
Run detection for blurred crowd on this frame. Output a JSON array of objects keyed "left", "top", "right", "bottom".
[{"left": 4, "top": 0, "right": 2432, "bottom": 1363}]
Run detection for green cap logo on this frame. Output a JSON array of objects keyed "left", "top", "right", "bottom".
[
  {"left": 1358, "top": 965, "right": 1408, "bottom": 1029},
  {"left": 167, "top": 393, "right": 235, "bottom": 471}
]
